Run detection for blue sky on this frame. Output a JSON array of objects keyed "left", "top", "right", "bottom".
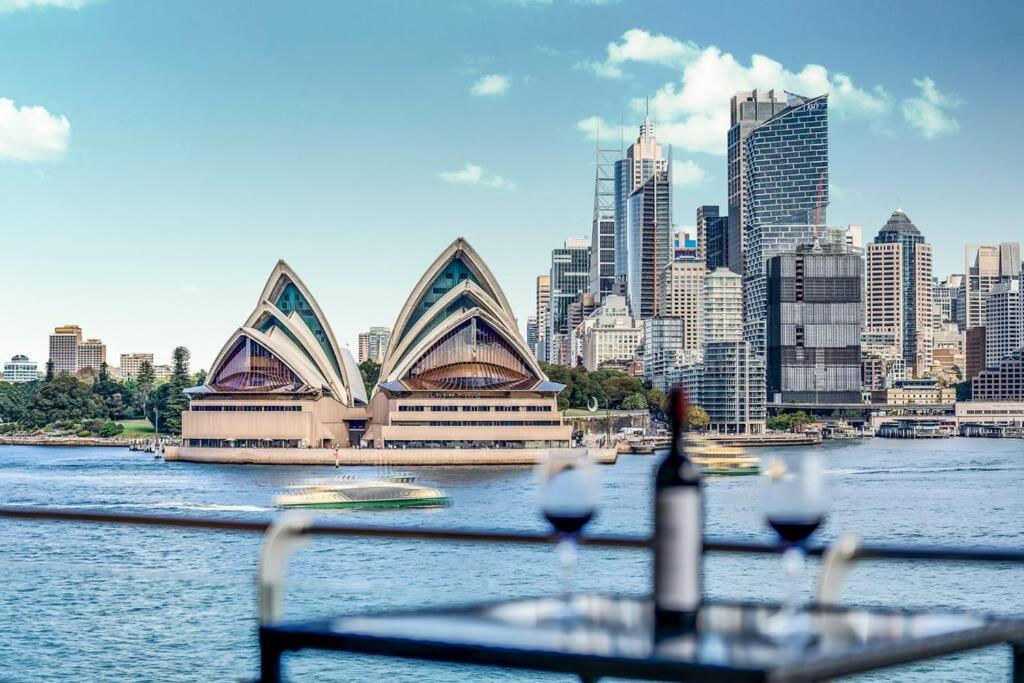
[{"left": 2, "top": 0, "right": 1021, "bottom": 369}]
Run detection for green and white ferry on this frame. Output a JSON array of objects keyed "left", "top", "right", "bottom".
[{"left": 275, "top": 476, "right": 450, "bottom": 510}]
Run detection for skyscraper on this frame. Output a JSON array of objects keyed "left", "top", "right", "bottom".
[
  {"left": 742, "top": 93, "right": 829, "bottom": 361},
  {"left": 964, "top": 242, "right": 1022, "bottom": 330},
  {"left": 704, "top": 267, "right": 744, "bottom": 343},
  {"left": 659, "top": 257, "right": 705, "bottom": 354},
  {"left": 983, "top": 280, "right": 1022, "bottom": 368},
  {"left": 727, "top": 89, "right": 789, "bottom": 275},
  {"left": 626, "top": 164, "right": 672, "bottom": 319},
  {"left": 590, "top": 143, "right": 619, "bottom": 302},
  {"left": 698, "top": 205, "right": 728, "bottom": 271},
  {"left": 525, "top": 316, "right": 538, "bottom": 354},
  {"left": 614, "top": 112, "right": 667, "bottom": 292},
  {"left": 548, "top": 238, "right": 591, "bottom": 365},
  {"left": 48, "top": 324, "right": 82, "bottom": 374},
  {"left": 534, "top": 275, "right": 550, "bottom": 361},
  {"left": 357, "top": 327, "right": 391, "bottom": 364},
  {"left": 866, "top": 209, "right": 934, "bottom": 376},
  {"left": 766, "top": 241, "right": 863, "bottom": 404}
]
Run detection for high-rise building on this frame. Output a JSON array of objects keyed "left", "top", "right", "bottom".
[
  {"left": 659, "top": 257, "right": 705, "bottom": 355},
  {"left": 965, "top": 326, "right": 987, "bottom": 382},
  {"left": 933, "top": 274, "right": 965, "bottom": 328},
  {"left": 49, "top": 324, "right": 82, "bottom": 374},
  {"left": 615, "top": 113, "right": 668, "bottom": 290},
  {"left": 702, "top": 341, "right": 766, "bottom": 434},
  {"left": 548, "top": 238, "right": 591, "bottom": 365},
  {"left": 972, "top": 349, "right": 1024, "bottom": 401},
  {"left": 866, "top": 209, "right": 934, "bottom": 376},
  {"left": 726, "top": 89, "right": 789, "bottom": 275},
  {"left": 742, "top": 93, "right": 829, "bottom": 361},
  {"left": 984, "top": 280, "right": 1023, "bottom": 368},
  {"left": 672, "top": 229, "right": 698, "bottom": 260},
  {"left": 357, "top": 327, "right": 391, "bottom": 364},
  {"left": 964, "top": 242, "right": 1022, "bottom": 330},
  {"left": 77, "top": 338, "right": 107, "bottom": 373},
  {"left": 626, "top": 165, "right": 672, "bottom": 319},
  {"left": 3, "top": 355, "right": 38, "bottom": 383},
  {"left": 534, "top": 275, "right": 550, "bottom": 361},
  {"left": 525, "top": 316, "right": 538, "bottom": 355},
  {"left": 766, "top": 241, "right": 863, "bottom": 404},
  {"left": 119, "top": 353, "right": 155, "bottom": 379},
  {"left": 642, "top": 318, "right": 695, "bottom": 393},
  {"left": 703, "top": 267, "right": 744, "bottom": 343},
  {"left": 590, "top": 143, "right": 619, "bottom": 302},
  {"left": 566, "top": 292, "right": 598, "bottom": 366},
  {"left": 698, "top": 205, "right": 729, "bottom": 271},
  {"left": 580, "top": 295, "right": 644, "bottom": 372}
]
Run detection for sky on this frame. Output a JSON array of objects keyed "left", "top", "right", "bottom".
[{"left": 2, "top": 0, "right": 1022, "bottom": 370}]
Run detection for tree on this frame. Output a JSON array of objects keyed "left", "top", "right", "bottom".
[
  {"left": 99, "top": 420, "right": 124, "bottom": 438},
  {"left": 359, "top": 360, "right": 381, "bottom": 393},
  {"left": 193, "top": 369, "right": 208, "bottom": 387},
  {"left": 620, "top": 392, "right": 648, "bottom": 410},
  {"left": 687, "top": 404, "right": 710, "bottom": 430},
  {"left": 171, "top": 347, "right": 191, "bottom": 383},
  {"left": 766, "top": 410, "right": 815, "bottom": 432},
  {"left": 21, "top": 375, "right": 107, "bottom": 428},
  {"left": 601, "top": 375, "right": 645, "bottom": 409},
  {"left": 0, "top": 381, "right": 35, "bottom": 423},
  {"left": 954, "top": 380, "right": 972, "bottom": 401},
  {"left": 146, "top": 346, "right": 192, "bottom": 434},
  {"left": 45, "top": 360, "right": 54, "bottom": 382},
  {"left": 646, "top": 389, "right": 668, "bottom": 416},
  {"left": 134, "top": 361, "right": 156, "bottom": 417}
]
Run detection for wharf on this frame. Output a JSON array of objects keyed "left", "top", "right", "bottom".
[{"left": 164, "top": 446, "right": 617, "bottom": 465}]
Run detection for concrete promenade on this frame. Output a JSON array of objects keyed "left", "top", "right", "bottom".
[{"left": 164, "top": 446, "right": 618, "bottom": 466}]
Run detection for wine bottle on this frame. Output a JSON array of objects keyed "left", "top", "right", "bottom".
[{"left": 653, "top": 387, "right": 703, "bottom": 634}]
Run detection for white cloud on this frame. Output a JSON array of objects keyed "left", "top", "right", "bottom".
[
  {"left": 0, "top": 97, "right": 71, "bottom": 162},
  {"left": 578, "top": 31, "right": 892, "bottom": 156},
  {"left": 470, "top": 74, "right": 510, "bottom": 97},
  {"left": 0, "top": 0, "right": 95, "bottom": 10},
  {"left": 671, "top": 159, "right": 707, "bottom": 186},
  {"left": 438, "top": 163, "right": 516, "bottom": 190},
  {"left": 901, "top": 76, "right": 961, "bottom": 139},
  {"left": 574, "top": 115, "right": 616, "bottom": 141}
]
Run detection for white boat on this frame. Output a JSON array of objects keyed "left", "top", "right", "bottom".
[{"left": 274, "top": 476, "right": 450, "bottom": 509}]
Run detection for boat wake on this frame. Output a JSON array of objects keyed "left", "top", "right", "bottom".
[
  {"left": 1, "top": 501, "right": 273, "bottom": 513},
  {"left": 826, "top": 465, "right": 1018, "bottom": 476}
]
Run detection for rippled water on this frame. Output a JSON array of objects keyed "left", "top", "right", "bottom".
[{"left": 0, "top": 439, "right": 1021, "bottom": 681}]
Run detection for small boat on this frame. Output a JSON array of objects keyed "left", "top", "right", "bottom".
[
  {"left": 685, "top": 437, "right": 761, "bottom": 476},
  {"left": 274, "top": 477, "right": 450, "bottom": 510}
]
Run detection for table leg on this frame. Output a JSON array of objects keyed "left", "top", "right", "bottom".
[{"left": 1012, "top": 641, "right": 1024, "bottom": 683}]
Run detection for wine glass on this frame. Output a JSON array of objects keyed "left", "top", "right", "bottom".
[
  {"left": 762, "top": 452, "right": 827, "bottom": 638},
  {"left": 537, "top": 451, "right": 600, "bottom": 619}
]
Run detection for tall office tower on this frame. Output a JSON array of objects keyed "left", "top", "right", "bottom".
[
  {"left": 357, "top": 326, "right": 391, "bottom": 364},
  {"left": 534, "top": 275, "right": 550, "bottom": 361},
  {"left": 964, "top": 242, "right": 1022, "bottom": 330},
  {"left": 548, "top": 238, "right": 591, "bottom": 365},
  {"left": 614, "top": 112, "right": 668, "bottom": 291},
  {"left": 866, "top": 209, "right": 934, "bottom": 376},
  {"left": 741, "top": 93, "right": 829, "bottom": 361},
  {"left": 48, "top": 325, "right": 82, "bottom": 374},
  {"left": 77, "top": 339, "right": 107, "bottom": 372},
  {"left": 823, "top": 225, "right": 863, "bottom": 251},
  {"left": 702, "top": 341, "right": 766, "bottom": 434},
  {"left": 933, "top": 275, "right": 965, "bottom": 328},
  {"left": 3, "top": 355, "right": 38, "bottom": 383},
  {"left": 659, "top": 257, "right": 705, "bottom": 354},
  {"left": 965, "top": 326, "right": 987, "bottom": 381},
  {"left": 590, "top": 143, "right": 619, "bottom": 301},
  {"left": 566, "top": 292, "right": 598, "bottom": 366},
  {"left": 626, "top": 164, "right": 672, "bottom": 319},
  {"left": 642, "top": 318, "right": 693, "bottom": 393},
  {"left": 703, "top": 267, "right": 744, "bottom": 343},
  {"left": 695, "top": 205, "right": 719, "bottom": 264},
  {"left": 726, "top": 89, "right": 789, "bottom": 275},
  {"left": 525, "top": 316, "right": 538, "bottom": 355},
  {"left": 119, "top": 353, "right": 155, "bottom": 379},
  {"left": 699, "top": 206, "right": 729, "bottom": 271},
  {"left": 984, "top": 280, "right": 1023, "bottom": 368},
  {"left": 972, "top": 349, "right": 1024, "bottom": 401},
  {"left": 766, "top": 242, "right": 863, "bottom": 404}
]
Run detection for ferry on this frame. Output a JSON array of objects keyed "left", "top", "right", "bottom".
[
  {"left": 275, "top": 476, "right": 450, "bottom": 510},
  {"left": 685, "top": 437, "right": 761, "bottom": 476}
]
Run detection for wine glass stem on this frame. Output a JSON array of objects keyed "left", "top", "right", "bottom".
[
  {"left": 557, "top": 534, "right": 577, "bottom": 607},
  {"left": 782, "top": 544, "right": 804, "bottom": 621}
]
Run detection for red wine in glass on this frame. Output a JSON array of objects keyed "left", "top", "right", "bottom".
[
  {"left": 545, "top": 511, "right": 594, "bottom": 536},
  {"left": 768, "top": 516, "right": 824, "bottom": 545}
]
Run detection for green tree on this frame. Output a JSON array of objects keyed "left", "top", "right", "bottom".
[
  {"left": 359, "top": 360, "right": 381, "bottom": 393},
  {"left": 193, "top": 369, "right": 208, "bottom": 387},
  {"left": 99, "top": 420, "right": 124, "bottom": 438},
  {"left": 953, "top": 380, "right": 972, "bottom": 401},
  {"left": 0, "top": 381, "right": 36, "bottom": 423},
  {"left": 766, "top": 410, "right": 815, "bottom": 432},
  {"left": 146, "top": 346, "right": 193, "bottom": 434},
  {"left": 171, "top": 347, "right": 191, "bottom": 383},
  {"left": 21, "top": 375, "right": 107, "bottom": 428},
  {"left": 600, "top": 375, "right": 645, "bottom": 409},
  {"left": 646, "top": 389, "right": 668, "bottom": 416},
  {"left": 44, "top": 360, "right": 54, "bottom": 382},
  {"left": 620, "top": 392, "right": 648, "bottom": 410},
  {"left": 687, "top": 404, "right": 710, "bottom": 430},
  {"left": 134, "top": 361, "right": 156, "bottom": 417}
]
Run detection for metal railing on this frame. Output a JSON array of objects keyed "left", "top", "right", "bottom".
[{"left": 2, "top": 505, "right": 1023, "bottom": 564}]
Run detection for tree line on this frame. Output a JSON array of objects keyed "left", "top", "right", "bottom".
[{"left": 0, "top": 346, "right": 203, "bottom": 436}]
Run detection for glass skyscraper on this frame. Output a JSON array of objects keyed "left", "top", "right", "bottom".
[
  {"left": 548, "top": 238, "right": 592, "bottom": 364},
  {"left": 614, "top": 115, "right": 667, "bottom": 293},
  {"left": 741, "top": 93, "right": 829, "bottom": 361},
  {"left": 626, "top": 167, "right": 672, "bottom": 319}
]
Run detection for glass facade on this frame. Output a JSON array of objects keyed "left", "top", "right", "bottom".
[
  {"left": 210, "top": 336, "right": 304, "bottom": 393},
  {"left": 626, "top": 170, "right": 672, "bottom": 319},
  {"left": 548, "top": 242, "right": 591, "bottom": 344}
]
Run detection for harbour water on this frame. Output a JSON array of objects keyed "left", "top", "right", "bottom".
[{"left": 0, "top": 438, "right": 1020, "bottom": 681}]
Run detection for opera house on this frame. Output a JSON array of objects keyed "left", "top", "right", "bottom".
[{"left": 168, "top": 239, "right": 594, "bottom": 464}]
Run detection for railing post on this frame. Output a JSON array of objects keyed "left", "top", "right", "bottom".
[
  {"left": 1012, "top": 640, "right": 1024, "bottom": 683},
  {"left": 816, "top": 533, "right": 860, "bottom": 606},
  {"left": 258, "top": 512, "right": 312, "bottom": 626}
]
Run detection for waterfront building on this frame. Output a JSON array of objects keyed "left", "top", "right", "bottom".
[
  {"left": 702, "top": 341, "right": 765, "bottom": 434},
  {"left": 727, "top": 89, "right": 789, "bottom": 275},
  {"left": 766, "top": 241, "right": 863, "bottom": 404},
  {"left": 972, "top": 349, "right": 1024, "bottom": 401},
  {"left": 704, "top": 267, "right": 744, "bottom": 343},
  {"left": 369, "top": 238, "right": 571, "bottom": 449},
  {"left": 534, "top": 275, "right": 550, "bottom": 361},
  {"left": 643, "top": 318, "right": 698, "bottom": 394},
  {"left": 119, "top": 353, "right": 154, "bottom": 380},
  {"left": 866, "top": 209, "right": 934, "bottom": 376},
  {"left": 615, "top": 112, "right": 668, "bottom": 289},
  {"left": 984, "top": 280, "right": 1023, "bottom": 368},
  {"left": 659, "top": 257, "right": 705, "bottom": 354},
  {"left": 49, "top": 324, "right": 81, "bottom": 375},
  {"left": 965, "top": 326, "right": 987, "bottom": 382},
  {"left": 548, "top": 239, "right": 590, "bottom": 365},
  {"left": 626, "top": 165, "right": 672, "bottom": 319},
  {"left": 358, "top": 326, "right": 391, "bottom": 364},
  {"left": 870, "top": 378, "right": 954, "bottom": 405},
  {"left": 741, "top": 93, "right": 829, "bottom": 361},
  {"left": 181, "top": 260, "right": 369, "bottom": 449},
  {"left": 3, "top": 354, "right": 38, "bottom": 383},
  {"left": 580, "top": 295, "right": 643, "bottom": 372},
  {"left": 956, "top": 401, "right": 1024, "bottom": 430},
  {"left": 964, "top": 242, "right": 1022, "bottom": 330},
  {"left": 77, "top": 338, "right": 107, "bottom": 373},
  {"left": 861, "top": 355, "right": 891, "bottom": 392}
]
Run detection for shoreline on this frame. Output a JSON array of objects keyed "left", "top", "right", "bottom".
[
  {"left": 165, "top": 445, "right": 618, "bottom": 466},
  {"left": 0, "top": 436, "right": 135, "bottom": 448}
]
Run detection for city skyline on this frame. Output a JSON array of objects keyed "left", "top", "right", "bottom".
[{"left": 3, "top": 0, "right": 1022, "bottom": 367}]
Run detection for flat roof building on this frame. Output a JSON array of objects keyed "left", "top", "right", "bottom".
[{"left": 3, "top": 354, "right": 38, "bottom": 383}]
